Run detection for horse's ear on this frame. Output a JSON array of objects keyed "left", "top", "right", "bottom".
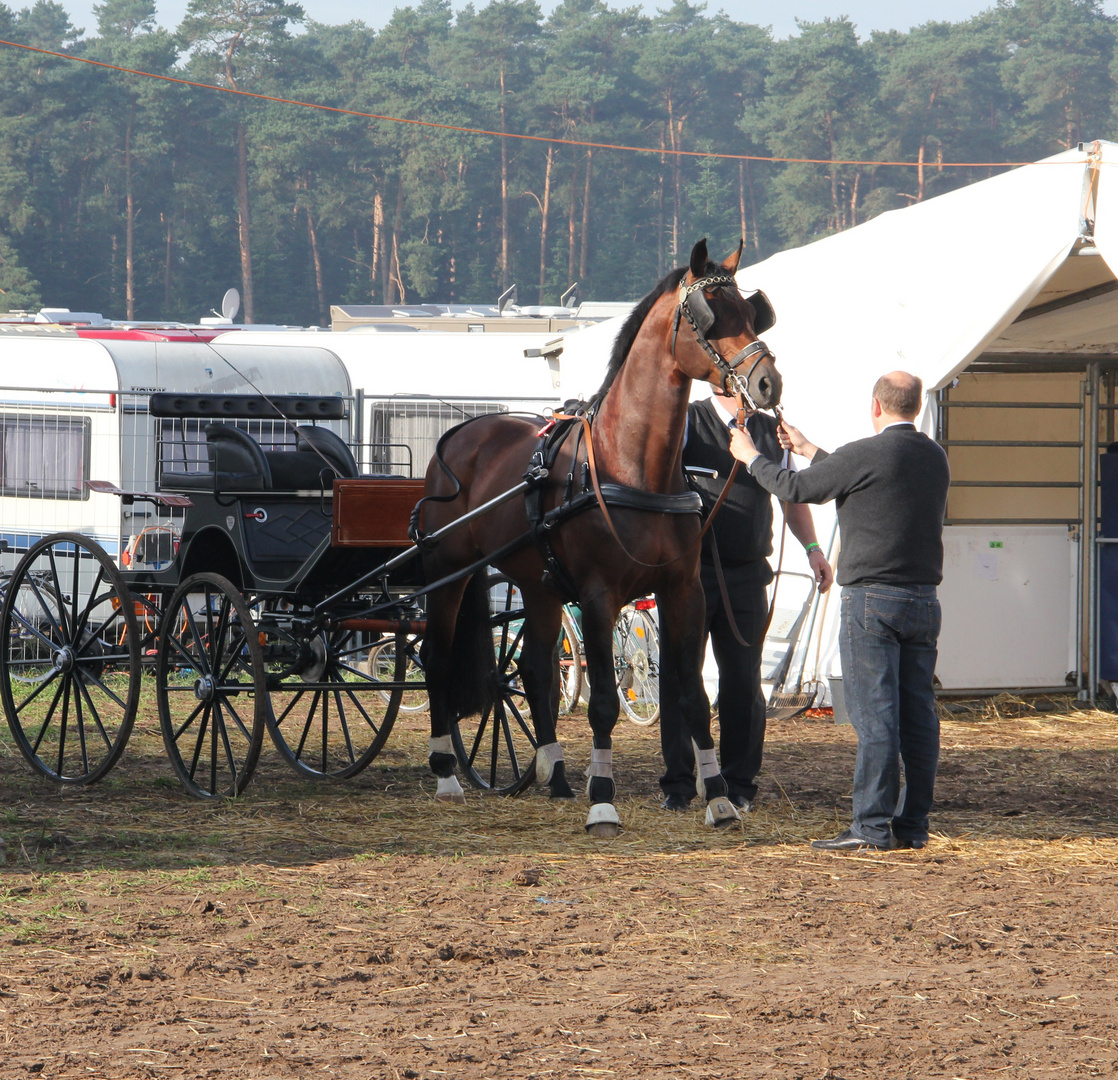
[
  {"left": 689, "top": 239, "right": 709, "bottom": 278},
  {"left": 722, "top": 239, "right": 744, "bottom": 274}
]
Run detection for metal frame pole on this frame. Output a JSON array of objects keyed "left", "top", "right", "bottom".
[
  {"left": 1077, "top": 377, "right": 1086, "bottom": 698},
  {"left": 1088, "top": 362, "right": 1101, "bottom": 702}
]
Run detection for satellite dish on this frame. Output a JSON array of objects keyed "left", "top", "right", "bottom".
[
  {"left": 560, "top": 283, "right": 579, "bottom": 309},
  {"left": 221, "top": 288, "right": 241, "bottom": 322},
  {"left": 497, "top": 284, "right": 517, "bottom": 315}
]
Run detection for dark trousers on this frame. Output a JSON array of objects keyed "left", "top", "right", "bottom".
[
  {"left": 839, "top": 584, "right": 941, "bottom": 846},
  {"left": 659, "top": 562, "right": 769, "bottom": 802}
]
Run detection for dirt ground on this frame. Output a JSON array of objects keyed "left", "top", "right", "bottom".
[{"left": 3, "top": 698, "right": 1118, "bottom": 1079}]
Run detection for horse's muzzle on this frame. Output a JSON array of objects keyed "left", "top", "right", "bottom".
[{"left": 750, "top": 362, "right": 782, "bottom": 411}]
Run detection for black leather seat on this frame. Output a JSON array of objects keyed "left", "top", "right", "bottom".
[
  {"left": 204, "top": 423, "right": 272, "bottom": 490},
  {"left": 295, "top": 426, "right": 359, "bottom": 479}
]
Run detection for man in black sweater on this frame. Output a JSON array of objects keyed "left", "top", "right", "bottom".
[
  {"left": 729, "top": 371, "right": 950, "bottom": 851},
  {"left": 658, "top": 391, "right": 832, "bottom": 813}
]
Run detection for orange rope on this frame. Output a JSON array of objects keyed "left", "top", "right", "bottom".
[{"left": 0, "top": 36, "right": 1084, "bottom": 169}]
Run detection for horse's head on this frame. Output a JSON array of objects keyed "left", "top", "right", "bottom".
[{"left": 671, "top": 238, "right": 782, "bottom": 412}]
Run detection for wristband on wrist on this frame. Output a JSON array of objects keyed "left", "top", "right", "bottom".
[{"left": 804, "top": 542, "right": 821, "bottom": 555}]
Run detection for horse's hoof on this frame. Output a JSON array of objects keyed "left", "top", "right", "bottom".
[
  {"left": 704, "top": 796, "right": 741, "bottom": 828},
  {"left": 585, "top": 802, "right": 621, "bottom": 837},
  {"left": 436, "top": 775, "right": 466, "bottom": 805}
]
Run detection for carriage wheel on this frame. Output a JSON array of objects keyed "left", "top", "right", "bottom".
[
  {"left": 264, "top": 624, "right": 404, "bottom": 779},
  {"left": 0, "top": 533, "right": 141, "bottom": 784},
  {"left": 366, "top": 635, "right": 427, "bottom": 713},
  {"left": 155, "top": 573, "right": 267, "bottom": 799},
  {"left": 452, "top": 574, "right": 538, "bottom": 794},
  {"left": 558, "top": 608, "right": 583, "bottom": 716},
  {"left": 615, "top": 605, "right": 660, "bottom": 726}
]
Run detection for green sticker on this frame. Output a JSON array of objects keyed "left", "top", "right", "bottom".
[{"left": 989, "top": 541, "right": 1003, "bottom": 549}]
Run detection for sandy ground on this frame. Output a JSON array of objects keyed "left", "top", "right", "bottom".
[{"left": 3, "top": 700, "right": 1118, "bottom": 1078}]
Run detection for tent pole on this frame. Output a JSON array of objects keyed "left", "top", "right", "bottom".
[
  {"left": 1087, "top": 362, "right": 1101, "bottom": 703},
  {"left": 1077, "top": 377, "right": 1086, "bottom": 699}
]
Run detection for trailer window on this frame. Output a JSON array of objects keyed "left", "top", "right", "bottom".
[
  {"left": 366, "top": 400, "right": 509, "bottom": 477},
  {"left": 0, "top": 414, "right": 90, "bottom": 499}
]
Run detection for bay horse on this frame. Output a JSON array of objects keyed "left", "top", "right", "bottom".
[{"left": 416, "top": 239, "right": 782, "bottom": 836}]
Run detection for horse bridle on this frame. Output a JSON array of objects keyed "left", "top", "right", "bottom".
[{"left": 670, "top": 273, "right": 776, "bottom": 411}]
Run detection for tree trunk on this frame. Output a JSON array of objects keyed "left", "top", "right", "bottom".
[
  {"left": 917, "top": 138, "right": 926, "bottom": 203},
  {"left": 579, "top": 149, "right": 592, "bottom": 282},
  {"left": 373, "top": 188, "right": 385, "bottom": 302},
  {"left": 825, "top": 111, "right": 840, "bottom": 231},
  {"left": 849, "top": 170, "right": 861, "bottom": 226},
  {"left": 738, "top": 161, "right": 747, "bottom": 249},
  {"left": 499, "top": 67, "right": 509, "bottom": 292},
  {"left": 306, "top": 204, "right": 327, "bottom": 326},
  {"left": 657, "top": 129, "right": 666, "bottom": 275},
  {"left": 667, "top": 100, "right": 680, "bottom": 259},
  {"left": 745, "top": 160, "right": 760, "bottom": 253},
  {"left": 235, "top": 121, "right": 255, "bottom": 323},
  {"left": 125, "top": 107, "right": 135, "bottom": 320},
  {"left": 163, "top": 213, "right": 173, "bottom": 312},
  {"left": 389, "top": 175, "right": 405, "bottom": 304},
  {"left": 567, "top": 150, "right": 579, "bottom": 284},
  {"left": 539, "top": 146, "right": 552, "bottom": 305}
]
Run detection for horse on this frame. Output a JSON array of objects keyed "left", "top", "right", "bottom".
[{"left": 416, "top": 238, "right": 782, "bottom": 836}]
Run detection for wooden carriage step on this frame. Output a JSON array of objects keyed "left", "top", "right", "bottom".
[
  {"left": 86, "top": 480, "right": 194, "bottom": 507},
  {"left": 332, "top": 477, "right": 426, "bottom": 547}
]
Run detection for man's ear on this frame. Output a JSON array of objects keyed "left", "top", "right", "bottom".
[{"left": 871, "top": 397, "right": 883, "bottom": 418}]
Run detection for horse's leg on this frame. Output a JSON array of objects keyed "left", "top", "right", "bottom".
[
  {"left": 420, "top": 574, "right": 472, "bottom": 804},
  {"left": 579, "top": 599, "right": 623, "bottom": 836},
  {"left": 516, "top": 593, "right": 575, "bottom": 799},
  {"left": 658, "top": 581, "right": 740, "bottom": 828}
]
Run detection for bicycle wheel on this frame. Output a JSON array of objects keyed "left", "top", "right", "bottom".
[
  {"left": 558, "top": 608, "right": 583, "bottom": 716},
  {"left": 367, "top": 635, "right": 427, "bottom": 713},
  {"left": 0, "top": 533, "right": 141, "bottom": 784},
  {"left": 451, "top": 573, "right": 537, "bottom": 794},
  {"left": 615, "top": 605, "right": 660, "bottom": 725},
  {"left": 156, "top": 573, "right": 267, "bottom": 798}
]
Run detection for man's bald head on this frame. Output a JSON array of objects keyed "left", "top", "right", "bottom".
[{"left": 872, "top": 371, "right": 922, "bottom": 421}]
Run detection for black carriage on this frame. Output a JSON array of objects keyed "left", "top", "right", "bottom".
[{"left": 0, "top": 392, "right": 535, "bottom": 799}]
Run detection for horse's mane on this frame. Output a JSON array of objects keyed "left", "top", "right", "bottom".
[{"left": 595, "top": 255, "right": 724, "bottom": 400}]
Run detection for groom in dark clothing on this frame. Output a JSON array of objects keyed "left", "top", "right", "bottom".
[
  {"left": 658, "top": 390, "right": 832, "bottom": 813},
  {"left": 729, "top": 371, "right": 950, "bottom": 851}
]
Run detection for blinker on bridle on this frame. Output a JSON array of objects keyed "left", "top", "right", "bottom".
[{"left": 671, "top": 274, "right": 777, "bottom": 412}]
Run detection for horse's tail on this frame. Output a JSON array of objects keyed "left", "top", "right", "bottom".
[{"left": 446, "top": 571, "right": 496, "bottom": 721}]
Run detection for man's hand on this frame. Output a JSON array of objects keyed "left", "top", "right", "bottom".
[
  {"left": 808, "top": 548, "right": 834, "bottom": 593},
  {"left": 728, "top": 426, "right": 761, "bottom": 468},
  {"left": 776, "top": 419, "right": 819, "bottom": 460}
]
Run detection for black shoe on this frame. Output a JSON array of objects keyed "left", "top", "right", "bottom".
[
  {"left": 660, "top": 793, "right": 691, "bottom": 812},
  {"left": 728, "top": 794, "right": 754, "bottom": 812},
  {"left": 894, "top": 836, "right": 928, "bottom": 850},
  {"left": 810, "top": 829, "right": 897, "bottom": 852}
]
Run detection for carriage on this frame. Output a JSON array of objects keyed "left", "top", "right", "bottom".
[{"left": 2, "top": 240, "right": 779, "bottom": 835}]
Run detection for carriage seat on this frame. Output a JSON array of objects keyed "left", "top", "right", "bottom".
[
  {"left": 204, "top": 423, "right": 273, "bottom": 490},
  {"left": 295, "top": 425, "right": 359, "bottom": 479}
]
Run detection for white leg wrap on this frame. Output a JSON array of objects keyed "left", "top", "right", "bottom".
[
  {"left": 535, "top": 741, "right": 565, "bottom": 784},
  {"left": 692, "top": 741, "right": 719, "bottom": 802},
  {"left": 436, "top": 775, "right": 466, "bottom": 804},
  {"left": 585, "top": 802, "right": 621, "bottom": 833},
  {"left": 585, "top": 747, "right": 613, "bottom": 796},
  {"left": 429, "top": 735, "right": 454, "bottom": 757}
]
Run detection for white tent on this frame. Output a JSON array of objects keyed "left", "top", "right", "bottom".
[{"left": 560, "top": 141, "right": 1118, "bottom": 700}]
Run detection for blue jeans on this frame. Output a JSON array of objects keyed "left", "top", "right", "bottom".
[{"left": 839, "top": 584, "right": 941, "bottom": 846}]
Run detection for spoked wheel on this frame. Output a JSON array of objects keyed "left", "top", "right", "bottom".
[
  {"left": 156, "top": 573, "right": 267, "bottom": 799},
  {"left": 615, "top": 604, "right": 660, "bottom": 726},
  {"left": 263, "top": 623, "right": 404, "bottom": 779},
  {"left": 452, "top": 574, "right": 538, "bottom": 794},
  {"left": 558, "top": 608, "right": 583, "bottom": 716},
  {"left": 0, "top": 533, "right": 141, "bottom": 784}
]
